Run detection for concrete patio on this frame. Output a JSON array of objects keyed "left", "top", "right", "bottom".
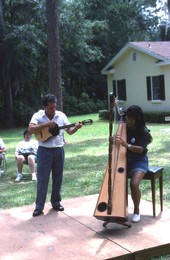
[{"left": 0, "top": 194, "right": 170, "bottom": 260}]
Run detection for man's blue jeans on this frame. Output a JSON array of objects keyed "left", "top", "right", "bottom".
[{"left": 35, "top": 146, "right": 65, "bottom": 211}]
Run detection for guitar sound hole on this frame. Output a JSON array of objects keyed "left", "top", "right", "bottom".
[
  {"left": 49, "top": 125, "right": 59, "bottom": 136},
  {"left": 118, "top": 167, "right": 124, "bottom": 173}
]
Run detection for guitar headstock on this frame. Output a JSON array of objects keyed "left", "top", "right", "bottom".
[{"left": 82, "top": 119, "right": 93, "bottom": 125}]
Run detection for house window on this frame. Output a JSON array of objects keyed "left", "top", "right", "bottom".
[
  {"left": 113, "top": 79, "right": 127, "bottom": 101},
  {"left": 146, "top": 75, "right": 165, "bottom": 101}
]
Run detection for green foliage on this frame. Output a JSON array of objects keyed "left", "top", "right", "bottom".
[
  {"left": 145, "top": 112, "right": 170, "bottom": 123},
  {"left": 63, "top": 91, "right": 107, "bottom": 116},
  {"left": 4, "top": 24, "right": 47, "bottom": 83},
  {"left": 150, "top": 254, "right": 170, "bottom": 260},
  {"left": 1, "top": 0, "right": 48, "bottom": 126},
  {"left": 13, "top": 101, "right": 36, "bottom": 126},
  {"left": 60, "top": 0, "right": 105, "bottom": 99},
  {"left": 0, "top": 0, "right": 167, "bottom": 126},
  {"left": 83, "top": 0, "right": 159, "bottom": 61}
]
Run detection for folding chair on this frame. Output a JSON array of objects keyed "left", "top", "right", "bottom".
[{"left": 0, "top": 153, "right": 7, "bottom": 176}]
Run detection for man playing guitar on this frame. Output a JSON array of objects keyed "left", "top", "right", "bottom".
[{"left": 29, "top": 93, "right": 82, "bottom": 217}]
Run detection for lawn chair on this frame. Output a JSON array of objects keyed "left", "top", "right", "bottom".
[{"left": 0, "top": 152, "right": 7, "bottom": 176}]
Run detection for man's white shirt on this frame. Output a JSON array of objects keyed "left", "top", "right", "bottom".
[{"left": 30, "top": 110, "right": 70, "bottom": 148}]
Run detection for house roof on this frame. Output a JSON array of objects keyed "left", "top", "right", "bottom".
[{"left": 102, "top": 41, "right": 170, "bottom": 74}]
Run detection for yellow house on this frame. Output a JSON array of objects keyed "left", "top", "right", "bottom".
[{"left": 102, "top": 41, "right": 170, "bottom": 112}]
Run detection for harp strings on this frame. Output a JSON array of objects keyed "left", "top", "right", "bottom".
[{"left": 111, "top": 121, "right": 124, "bottom": 202}]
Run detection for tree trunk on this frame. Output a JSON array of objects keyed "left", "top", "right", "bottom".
[
  {"left": 3, "top": 77, "right": 14, "bottom": 127},
  {"left": 168, "top": 0, "right": 170, "bottom": 22},
  {"left": 0, "top": 0, "right": 14, "bottom": 127},
  {"left": 168, "top": 0, "right": 170, "bottom": 12},
  {"left": 0, "top": 0, "right": 4, "bottom": 97},
  {"left": 46, "top": 0, "right": 62, "bottom": 110}
]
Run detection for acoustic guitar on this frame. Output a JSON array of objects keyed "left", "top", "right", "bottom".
[{"left": 35, "top": 119, "right": 93, "bottom": 142}]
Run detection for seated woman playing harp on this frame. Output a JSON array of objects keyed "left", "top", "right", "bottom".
[{"left": 111, "top": 105, "right": 152, "bottom": 223}]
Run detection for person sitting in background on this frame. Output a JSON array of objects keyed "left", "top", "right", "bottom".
[
  {"left": 15, "top": 129, "right": 38, "bottom": 182},
  {"left": 0, "top": 138, "right": 7, "bottom": 167}
]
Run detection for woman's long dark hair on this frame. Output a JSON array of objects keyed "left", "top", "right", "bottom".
[
  {"left": 126, "top": 105, "right": 145, "bottom": 130},
  {"left": 126, "top": 105, "right": 152, "bottom": 144}
]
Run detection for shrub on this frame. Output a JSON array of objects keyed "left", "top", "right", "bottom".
[
  {"left": 63, "top": 92, "right": 107, "bottom": 115},
  {"left": 144, "top": 112, "right": 170, "bottom": 123},
  {"left": 98, "top": 110, "right": 110, "bottom": 120},
  {"left": 98, "top": 110, "right": 170, "bottom": 123}
]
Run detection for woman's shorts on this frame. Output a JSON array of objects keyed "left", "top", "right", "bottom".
[
  {"left": 20, "top": 153, "right": 37, "bottom": 163},
  {"left": 127, "top": 154, "right": 148, "bottom": 175}
]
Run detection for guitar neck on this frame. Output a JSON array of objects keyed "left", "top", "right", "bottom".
[{"left": 59, "top": 123, "right": 76, "bottom": 130}]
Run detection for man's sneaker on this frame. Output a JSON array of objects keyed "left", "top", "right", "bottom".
[
  {"left": 15, "top": 173, "right": 23, "bottom": 182},
  {"left": 32, "top": 173, "right": 37, "bottom": 181},
  {"left": 131, "top": 214, "right": 140, "bottom": 223}
]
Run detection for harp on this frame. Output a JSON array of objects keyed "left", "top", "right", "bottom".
[{"left": 93, "top": 93, "right": 131, "bottom": 228}]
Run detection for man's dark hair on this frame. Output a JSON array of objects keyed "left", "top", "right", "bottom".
[
  {"left": 23, "top": 129, "right": 29, "bottom": 137},
  {"left": 42, "top": 94, "right": 57, "bottom": 107}
]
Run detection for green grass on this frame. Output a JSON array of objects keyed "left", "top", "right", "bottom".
[
  {"left": 0, "top": 114, "right": 170, "bottom": 259},
  {"left": 1, "top": 114, "right": 170, "bottom": 208}
]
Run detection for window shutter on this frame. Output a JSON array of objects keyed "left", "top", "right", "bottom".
[
  {"left": 146, "top": 76, "right": 151, "bottom": 100},
  {"left": 122, "top": 79, "right": 127, "bottom": 100},
  {"left": 160, "top": 75, "right": 165, "bottom": 100}
]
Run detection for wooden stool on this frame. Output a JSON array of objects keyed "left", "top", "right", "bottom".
[{"left": 128, "top": 166, "right": 163, "bottom": 217}]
